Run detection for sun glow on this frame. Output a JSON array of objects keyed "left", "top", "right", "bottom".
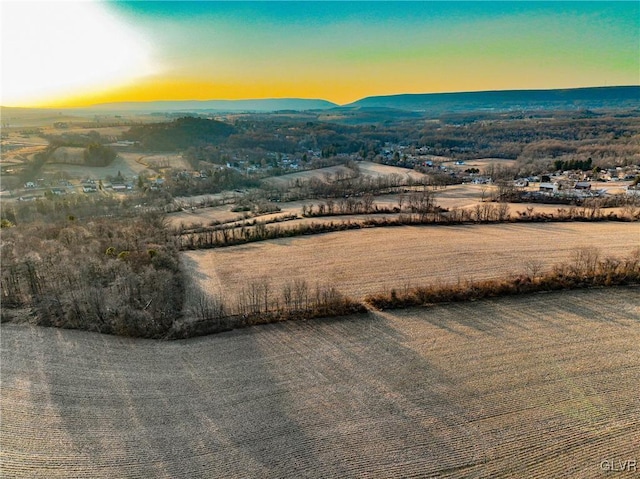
[{"left": 1, "top": 1, "right": 157, "bottom": 107}]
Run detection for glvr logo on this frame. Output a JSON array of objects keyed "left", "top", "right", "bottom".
[{"left": 600, "top": 459, "right": 638, "bottom": 472}]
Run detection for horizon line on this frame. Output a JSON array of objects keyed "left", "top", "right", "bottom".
[{"left": 2, "top": 84, "right": 638, "bottom": 110}]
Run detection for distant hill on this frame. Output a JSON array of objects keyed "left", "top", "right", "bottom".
[
  {"left": 86, "top": 98, "right": 338, "bottom": 113},
  {"left": 4, "top": 86, "right": 638, "bottom": 119},
  {"left": 346, "top": 86, "right": 640, "bottom": 113}
]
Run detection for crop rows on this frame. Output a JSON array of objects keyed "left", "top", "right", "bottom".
[
  {"left": 182, "top": 222, "right": 639, "bottom": 303},
  {"left": 2, "top": 287, "right": 638, "bottom": 478}
]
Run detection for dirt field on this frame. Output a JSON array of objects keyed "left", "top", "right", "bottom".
[
  {"left": 263, "top": 161, "right": 426, "bottom": 188},
  {"left": 0, "top": 133, "right": 49, "bottom": 162},
  {"left": 41, "top": 153, "right": 151, "bottom": 180},
  {"left": 166, "top": 185, "right": 520, "bottom": 230},
  {"left": 2, "top": 287, "right": 638, "bottom": 478},
  {"left": 137, "top": 153, "right": 190, "bottom": 171},
  {"left": 356, "top": 161, "right": 427, "bottom": 181},
  {"left": 183, "top": 222, "right": 639, "bottom": 303},
  {"left": 441, "top": 157, "right": 517, "bottom": 173},
  {"left": 433, "top": 183, "right": 493, "bottom": 210},
  {"left": 169, "top": 178, "right": 632, "bottom": 230},
  {"left": 48, "top": 126, "right": 130, "bottom": 138},
  {"left": 263, "top": 165, "right": 354, "bottom": 187},
  {"left": 170, "top": 204, "right": 252, "bottom": 228}
]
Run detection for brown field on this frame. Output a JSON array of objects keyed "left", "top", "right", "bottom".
[
  {"left": 0, "top": 107, "right": 158, "bottom": 129},
  {"left": 166, "top": 184, "right": 505, "bottom": 230},
  {"left": 433, "top": 183, "right": 495, "bottom": 210},
  {"left": 42, "top": 153, "right": 151, "bottom": 180},
  {"left": 169, "top": 178, "right": 633, "bottom": 230},
  {"left": 263, "top": 164, "right": 354, "bottom": 187},
  {"left": 170, "top": 204, "right": 252, "bottom": 227},
  {"left": 137, "top": 153, "right": 191, "bottom": 171},
  {"left": 46, "top": 125, "right": 131, "bottom": 137},
  {"left": 2, "top": 287, "right": 638, "bottom": 478},
  {"left": 183, "top": 222, "right": 639, "bottom": 303},
  {"left": 356, "top": 161, "right": 427, "bottom": 180},
  {"left": 169, "top": 198, "right": 317, "bottom": 228},
  {"left": 441, "top": 157, "right": 517, "bottom": 173},
  {"left": 263, "top": 161, "right": 426, "bottom": 188},
  {"left": 0, "top": 133, "right": 49, "bottom": 162},
  {"left": 0, "top": 111, "right": 85, "bottom": 129}
]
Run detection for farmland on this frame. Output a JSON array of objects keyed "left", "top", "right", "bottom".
[
  {"left": 182, "top": 222, "right": 639, "bottom": 305},
  {"left": 3, "top": 110, "right": 639, "bottom": 336},
  {"left": 2, "top": 287, "right": 638, "bottom": 478},
  {"left": 168, "top": 181, "right": 635, "bottom": 237},
  {"left": 262, "top": 164, "right": 356, "bottom": 187}
]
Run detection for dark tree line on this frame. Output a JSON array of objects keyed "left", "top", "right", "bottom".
[
  {"left": 553, "top": 158, "right": 593, "bottom": 172},
  {"left": 84, "top": 142, "right": 117, "bottom": 166},
  {"left": 124, "top": 117, "right": 236, "bottom": 150}
]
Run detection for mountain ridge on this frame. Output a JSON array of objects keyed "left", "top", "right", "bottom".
[
  {"left": 2, "top": 86, "right": 638, "bottom": 114},
  {"left": 346, "top": 85, "right": 640, "bottom": 112},
  {"left": 83, "top": 98, "right": 339, "bottom": 113}
]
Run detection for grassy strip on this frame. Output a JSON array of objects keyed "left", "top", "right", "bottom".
[{"left": 365, "top": 248, "right": 640, "bottom": 310}]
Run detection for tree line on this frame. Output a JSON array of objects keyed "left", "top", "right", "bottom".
[
  {"left": 366, "top": 247, "right": 640, "bottom": 310},
  {"left": 178, "top": 199, "right": 638, "bottom": 251}
]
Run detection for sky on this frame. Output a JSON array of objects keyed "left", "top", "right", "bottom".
[{"left": 1, "top": 1, "right": 638, "bottom": 107}]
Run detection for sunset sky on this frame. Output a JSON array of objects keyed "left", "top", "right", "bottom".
[{"left": 2, "top": 1, "right": 638, "bottom": 107}]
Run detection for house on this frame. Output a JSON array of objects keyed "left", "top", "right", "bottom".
[
  {"left": 150, "top": 178, "right": 165, "bottom": 190},
  {"left": 539, "top": 182, "right": 559, "bottom": 193},
  {"left": 574, "top": 181, "right": 591, "bottom": 190},
  {"left": 627, "top": 185, "right": 640, "bottom": 196},
  {"left": 472, "top": 177, "right": 491, "bottom": 185}
]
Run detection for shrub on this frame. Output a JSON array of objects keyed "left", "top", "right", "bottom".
[{"left": 365, "top": 248, "right": 640, "bottom": 310}]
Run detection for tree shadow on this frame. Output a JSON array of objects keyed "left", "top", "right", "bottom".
[
  {"left": 4, "top": 311, "right": 491, "bottom": 477},
  {"left": 7, "top": 287, "right": 637, "bottom": 477}
]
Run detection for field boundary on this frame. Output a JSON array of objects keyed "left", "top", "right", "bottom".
[
  {"left": 179, "top": 208, "right": 638, "bottom": 250},
  {"left": 171, "top": 247, "right": 639, "bottom": 339},
  {"left": 172, "top": 279, "right": 639, "bottom": 340},
  {"left": 364, "top": 254, "right": 640, "bottom": 310},
  {"left": 5, "top": 247, "right": 635, "bottom": 340}
]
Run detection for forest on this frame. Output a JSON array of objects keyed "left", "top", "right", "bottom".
[{"left": 124, "top": 110, "right": 640, "bottom": 169}]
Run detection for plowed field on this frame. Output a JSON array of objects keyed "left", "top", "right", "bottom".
[
  {"left": 183, "top": 222, "right": 639, "bottom": 302},
  {"left": 2, "top": 287, "right": 638, "bottom": 478}
]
